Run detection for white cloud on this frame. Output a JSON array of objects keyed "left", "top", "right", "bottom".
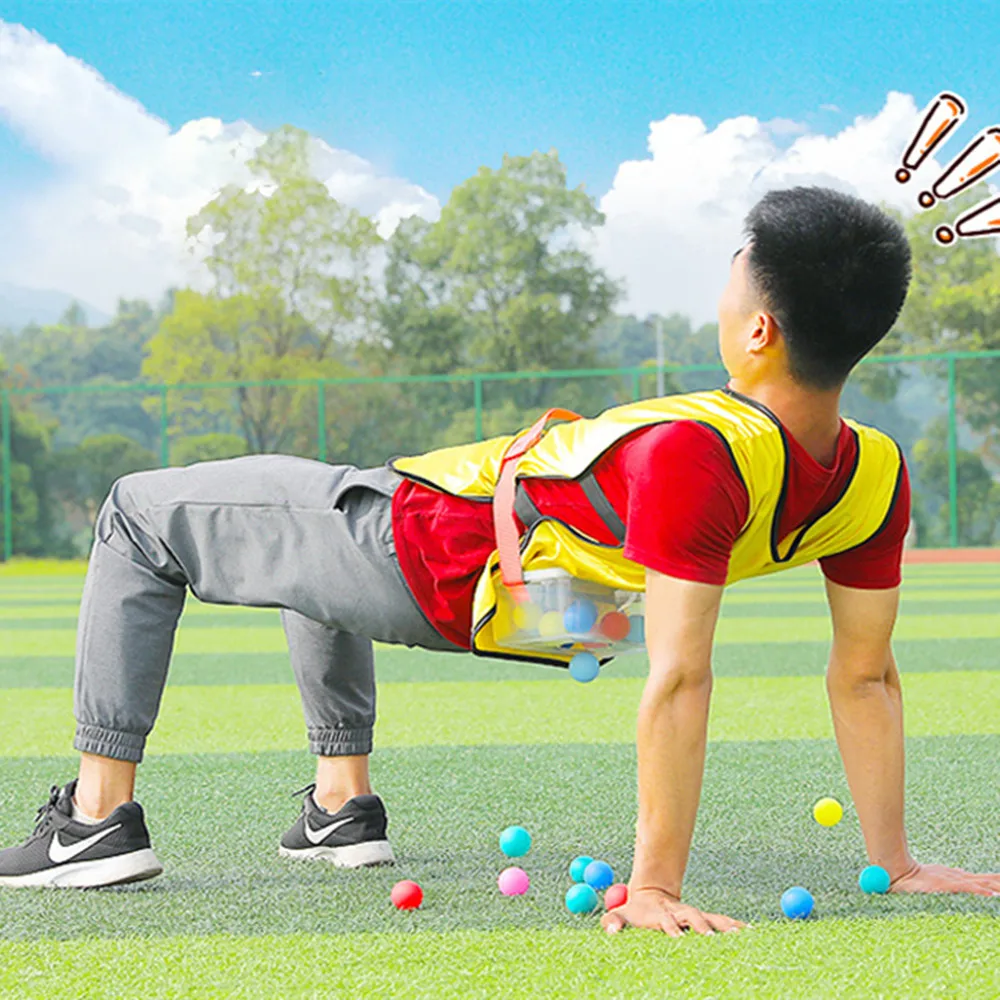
[
  {"left": 0, "top": 21, "right": 439, "bottom": 312},
  {"left": 594, "top": 91, "right": 950, "bottom": 325}
]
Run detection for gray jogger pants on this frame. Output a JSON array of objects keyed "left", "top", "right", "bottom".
[{"left": 73, "top": 457, "right": 462, "bottom": 764}]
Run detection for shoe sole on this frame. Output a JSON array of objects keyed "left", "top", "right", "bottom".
[
  {"left": 0, "top": 849, "right": 164, "bottom": 889},
  {"left": 278, "top": 839, "right": 395, "bottom": 868}
]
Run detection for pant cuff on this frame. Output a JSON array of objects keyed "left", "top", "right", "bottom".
[
  {"left": 74, "top": 725, "right": 146, "bottom": 763},
  {"left": 309, "top": 727, "right": 373, "bottom": 757}
]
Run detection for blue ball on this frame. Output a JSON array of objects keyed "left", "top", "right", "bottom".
[
  {"left": 565, "top": 883, "right": 599, "bottom": 914},
  {"left": 628, "top": 615, "right": 645, "bottom": 644},
  {"left": 858, "top": 865, "right": 891, "bottom": 894},
  {"left": 563, "top": 599, "right": 598, "bottom": 635},
  {"left": 569, "top": 651, "right": 600, "bottom": 683},
  {"left": 583, "top": 860, "right": 614, "bottom": 891},
  {"left": 569, "top": 855, "right": 594, "bottom": 882},
  {"left": 499, "top": 825, "right": 532, "bottom": 858},
  {"left": 780, "top": 886, "right": 814, "bottom": 920}
]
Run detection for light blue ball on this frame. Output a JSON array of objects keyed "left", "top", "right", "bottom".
[
  {"left": 563, "top": 599, "right": 598, "bottom": 635},
  {"left": 498, "top": 825, "right": 532, "bottom": 858},
  {"left": 569, "top": 855, "right": 593, "bottom": 882},
  {"left": 780, "top": 886, "right": 814, "bottom": 920},
  {"left": 583, "top": 859, "right": 614, "bottom": 891},
  {"left": 565, "top": 883, "right": 599, "bottom": 914},
  {"left": 858, "top": 865, "right": 891, "bottom": 894},
  {"left": 569, "top": 652, "right": 600, "bottom": 683},
  {"left": 628, "top": 615, "right": 645, "bottom": 643}
]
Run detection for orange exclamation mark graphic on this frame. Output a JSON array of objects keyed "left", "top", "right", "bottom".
[
  {"left": 916, "top": 127, "right": 1000, "bottom": 208},
  {"left": 935, "top": 193, "right": 1000, "bottom": 245},
  {"left": 896, "top": 92, "right": 967, "bottom": 184}
]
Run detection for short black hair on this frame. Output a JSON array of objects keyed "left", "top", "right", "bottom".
[{"left": 742, "top": 186, "right": 912, "bottom": 389}]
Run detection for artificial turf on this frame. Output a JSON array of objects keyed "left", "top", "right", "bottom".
[{"left": 0, "top": 560, "right": 997, "bottom": 998}]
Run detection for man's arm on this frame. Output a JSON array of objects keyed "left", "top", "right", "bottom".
[
  {"left": 602, "top": 568, "right": 745, "bottom": 936},
  {"left": 825, "top": 578, "right": 1000, "bottom": 895}
]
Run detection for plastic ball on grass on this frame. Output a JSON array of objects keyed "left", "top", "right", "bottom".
[
  {"left": 538, "top": 611, "right": 565, "bottom": 638},
  {"left": 565, "top": 883, "right": 599, "bottom": 914},
  {"left": 858, "top": 865, "right": 891, "bottom": 894},
  {"left": 583, "top": 860, "right": 614, "bottom": 891},
  {"left": 780, "top": 886, "right": 814, "bottom": 919},
  {"left": 497, "top": 866, "right": 530, "bottom": 896},
  {"left": 604, "top": 883, "right": 628, "bottom": 910},
  {"left": 499, "top": 825, "right": 532, "bottom": 858},
  {"left": 569, "top": 652, "right": 600, "bottom": 683},
  {"left": 563, "top": 599, "right": 598, "bottom": 635},
  {"left": 813, "top": 797, "right": 843, "bottom": 827},
  {"left": 391, "top": 880, "right": 423, "bottom": 910},
  {"left": 569, "top": 855, "right": 593, "bottom": 882},
  {"left": 598, "top": 611, "right": 631, "bottom": 641}
]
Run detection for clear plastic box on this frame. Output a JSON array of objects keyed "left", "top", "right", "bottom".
[{"left": 492, "top": 568, "right": 646, "bottom": 656}]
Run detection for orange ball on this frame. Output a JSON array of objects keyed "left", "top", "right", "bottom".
[
  {"left": 605, "top": 883, "right": 629, "bottom": 910},
  {"left": 598, "top": 611, "right": 631, "bottom": 642}
]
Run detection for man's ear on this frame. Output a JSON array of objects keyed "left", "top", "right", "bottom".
[{"left": 746, "top": 312, "right": 780, "bottom": 354}]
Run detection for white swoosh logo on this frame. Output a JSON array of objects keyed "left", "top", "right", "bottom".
[
  {"left": 304, "top": 816, "right": 354, "bottom": 845},
  {"left": 48, "top": 824, "right": 122, "bottom": 864}
]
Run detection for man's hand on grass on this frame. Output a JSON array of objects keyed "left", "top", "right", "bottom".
[
  {"left": 600, "top": 887, "right": 745, "bottom": 937},
  {"left": 889, "top": 863, "right": 1000, "bottom": 896}
]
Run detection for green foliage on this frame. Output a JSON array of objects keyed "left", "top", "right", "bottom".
[
  {"left": 379, "top": 152, "right": 621, "bottom": 377},
  {"left": 146, "top": 126, "right": 382, "bottom": 455},
  {"left": 50, "top": 434, "right": 157, "bottom": 522},
  {"left": 171, "top": 433, "right": 248, "bottom": 466},
  {"left": 0, "top": 358, "right": 69, "bottom": 558},
  {"left": 913, "top": 418, "right": 1000, "bottom": 546}
]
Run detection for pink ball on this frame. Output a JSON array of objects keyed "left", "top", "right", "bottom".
[
  {"left": 497, "top": 866, "right": 530, "bottom": 896},
  {"left": 604, "top": 883, "right": 629, "bottom": 910}
]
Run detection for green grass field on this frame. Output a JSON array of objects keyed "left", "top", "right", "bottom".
[{"left": 0, "top": 558, "right": 997, "bottom": 999}]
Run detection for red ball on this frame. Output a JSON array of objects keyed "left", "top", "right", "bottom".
[
  {"left": 391, "top": 880, "right": 423, "bottom": 910},
  {"left": 598, "top": 611, "right": 631, "bottom": 642},
  {"left": 604, "top": 883, "right": 629, "bottom": 910}
]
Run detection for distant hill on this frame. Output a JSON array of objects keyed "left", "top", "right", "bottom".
[{"left": 0, "top": 282, "right": 110, "bottom": 331}]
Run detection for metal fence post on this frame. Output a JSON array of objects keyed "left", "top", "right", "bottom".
[
  {"left": 159, "top": 386, "right": 170, "bottom": 468},
  {"left": 473, "top": 376, "right": 484, "bottom": 442},
  {"left": 1, "top": 390, "right": 12, "bottom": 562},
  {"left": 947, "top": 354, "right": 959, "bottom": 548},
  {"left": 317, "top": 380, "right": 327, "bottom": 462}
]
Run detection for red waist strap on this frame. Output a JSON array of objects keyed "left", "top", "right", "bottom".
[{"left": 492, "top": 407, "right": 581, "bottom": 602}]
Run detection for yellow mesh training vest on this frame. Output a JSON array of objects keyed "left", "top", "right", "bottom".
[{"left": 391, "top": 388, "right": 904, "bottom": 666}]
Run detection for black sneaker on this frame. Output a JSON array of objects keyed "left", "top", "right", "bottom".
[
  {"left": 279, "top": 785, "right": 395, "bottom": 867},
  {"left": 0, "top": 781, "right": 163, "bottom": 889}
]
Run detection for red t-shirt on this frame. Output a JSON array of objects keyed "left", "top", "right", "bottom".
[{"left": 392, "top": 415, "right": 911, "bottom": 649}]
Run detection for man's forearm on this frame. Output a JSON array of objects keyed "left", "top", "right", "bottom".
[
  {"left": 629, "top": 671, "right": 713, "bottom": 897},
  {"left": 826, "top": 653, "right": 914, "bottom": 878}
]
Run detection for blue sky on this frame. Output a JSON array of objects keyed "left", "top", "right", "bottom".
[
  {"left": 0, "top": 1, "right": 997, "bottom": 317},
  {"left": 2, "top": 0, "right": 997, "bottom": 200}
]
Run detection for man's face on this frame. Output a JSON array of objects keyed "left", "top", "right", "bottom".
[{"left": 717, "top": 243, "right": 758, "bottom": 378}]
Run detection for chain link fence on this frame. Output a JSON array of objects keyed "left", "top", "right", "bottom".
[{"left": 3, "top": 351, "right": 1000, "bottom": 559}]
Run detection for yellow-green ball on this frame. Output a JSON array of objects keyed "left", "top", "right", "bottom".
[
  {"left": 813, "top": 797, "right": 843, "bottom": 827},
  {"left": 538, "top": 610, "right": 565, "bottom": 638},
  {"left": 513, "top": 603, "right": 542, "bottom": 630}
]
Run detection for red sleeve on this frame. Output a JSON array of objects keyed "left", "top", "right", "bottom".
[
  {"left": 616, "top": 422, "right": 748, "bottom": 585},
  {"left": 820, "top": 458, "right": 911, "bottom": 590}
]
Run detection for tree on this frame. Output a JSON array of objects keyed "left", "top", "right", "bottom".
[
  {"left": 144, "top": 126, "right": 383, "bottom": 455},
  {"left": 375, "top": 151, "right": 622, "bottom": 439},
  {"left": 0, "top": 354, "right": 70, "bottom": 558},
  {"left": 50, "top": 434, "right": 157, "bottom": 524},
  {"left": 912, "top": 418, "right": 1000, "bottom": 546}
]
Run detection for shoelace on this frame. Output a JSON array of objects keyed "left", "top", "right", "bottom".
[
  {"left": 28, "top": 785, "right": 62, "bottom": 842},
  {"left": 290, "top": 782, "right": 317, "bottom": 800}
]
